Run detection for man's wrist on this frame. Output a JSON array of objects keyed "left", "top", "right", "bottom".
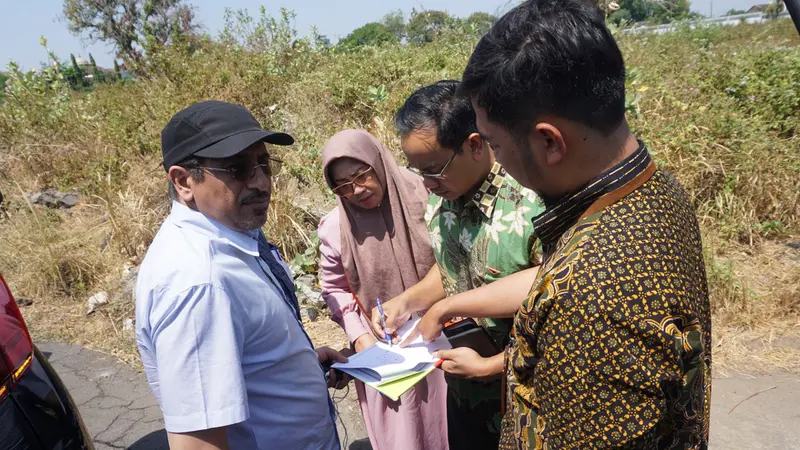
[
  {"left": 434, "top": 297, "right": 454, "bottom": 323},
  {"left": 471, "top": 353, "right": 505, "bottom": 380},
  {"left": 485, "top": 354, "right": 504, "bottom": 377}
]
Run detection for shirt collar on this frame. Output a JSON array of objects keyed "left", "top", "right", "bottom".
[
  {"left": 532, "top": 141, "right": 652, "bottom": 250},
  {"left": 168, "top": 201, "right": 260, "bottom": 257},
  {"left": 468, "top": 162, "right": 507, "bottom": 218}
]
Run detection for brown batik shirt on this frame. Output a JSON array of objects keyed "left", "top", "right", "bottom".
[{"left": 499, "top": 143, "right": 712, "bottom": 449}]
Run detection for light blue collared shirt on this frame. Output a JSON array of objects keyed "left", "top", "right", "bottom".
[{"left": 135, "top": 202, "right": 339, "bottom": 449}]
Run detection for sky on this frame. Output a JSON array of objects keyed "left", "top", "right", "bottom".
[{"left": 1, "top": 0, "right": 765, "bottom": 70}]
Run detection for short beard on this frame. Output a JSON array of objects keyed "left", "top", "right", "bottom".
[
  {"left": 236, "top": 220, "right": 267, "bottom": 230},
  {"left": 237, "top": 190, "right": 270, "bottom": 230},
  {"left": 235, "top": 214, "right": 268, "bottom": 231}
]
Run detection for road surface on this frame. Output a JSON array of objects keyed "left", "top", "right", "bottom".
[{"left": 38, "top": 342, "right": 800, "bottom": 449}]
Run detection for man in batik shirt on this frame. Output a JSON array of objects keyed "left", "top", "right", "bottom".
[
  {"left": 372, "top": 80, "right": 544, "bottom": 450},
  {"left": 459, "top": 1, "right": 712, "bottom": 448},
  {"left": 411, "top": 1, "right": 712, "bottom": 449}
]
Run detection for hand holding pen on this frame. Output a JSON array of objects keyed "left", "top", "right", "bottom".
[{"left": 375, "top": 297, "right": 392, "bottom": 347}]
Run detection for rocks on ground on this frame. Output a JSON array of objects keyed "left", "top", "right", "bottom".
[
  {"left": 25, "top": 189, "right": 79, "bottom": 209},
  {"left": 301, "top": 307, "right": 320, "bottom": 322},
  {"left": 15, "top": 297, "right": 34, "bottom": 307},
  {"left": 295, "top": 273, "right": 327, "bottom": 323},
  {"left": 295, "top": 273, "right": 325, "bottom": 308},
  {"left": 86, "top": 292, "right": 109, "bottom": 315}
]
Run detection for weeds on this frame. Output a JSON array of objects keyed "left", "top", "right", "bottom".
[{"left": 0, "top": 15, "right": 798, "bottom": 370}]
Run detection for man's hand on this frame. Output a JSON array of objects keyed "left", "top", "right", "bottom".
[
  {"left": 400, "top": 301, "right": 447, "bottom": 346},
  {"left": 316, "top": 346, "right": 348, "bottom": 364},
  {"left": 316, "top": 346, "right": 351, "bottom": 389},
  {"left": 433, "top": 347, "right": 496, "bottom": 380},
  {"left": 370, "top": 297, "right": 411, "bottom": 342},
  {"left": 354, "top": 333, "right": 377, "bottom": 353}
]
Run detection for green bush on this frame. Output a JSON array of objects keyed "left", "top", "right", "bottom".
[{"left": 1, "top": 16, "right": 798, "bottom": 257}]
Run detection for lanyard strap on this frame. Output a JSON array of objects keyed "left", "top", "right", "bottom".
[
  {"left": 254, "top": 236, "right": 339, "bottom": 439},
  {"left": 256, "top": 232, "right": 302, "bottom": 320}
]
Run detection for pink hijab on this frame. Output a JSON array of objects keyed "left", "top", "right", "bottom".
[{"left": 322, "top": 130, "right": 435, "bottom": 314}]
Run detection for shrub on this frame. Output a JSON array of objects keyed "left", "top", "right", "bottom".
[{"left": 0, "top": 15, "right": 797, "bottom": 364}]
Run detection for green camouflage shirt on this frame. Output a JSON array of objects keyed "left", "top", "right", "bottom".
[{"left": 425, "top": 162, "right": 545, "bottom": 435}]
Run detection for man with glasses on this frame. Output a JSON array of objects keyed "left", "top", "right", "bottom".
[
  {"left": 371, "top": 80, "right": 545, "bottom": 450},
  {"left": 136, "top": 100, "right": 348, "bottom": 450}
]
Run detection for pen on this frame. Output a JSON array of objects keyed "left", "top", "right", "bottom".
[{"left": 376, "top": 297, "right": 392, "bottom": 347}]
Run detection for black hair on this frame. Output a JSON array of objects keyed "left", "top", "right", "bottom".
[
  {"left": 394, "top": 80, "right": 479, "bottom": 152},
  {"left": 167, "top": 157, "right": 205, "bottom": 200},
  {"left": 460, "top": 0, "right": 626, "bottom": 136}
]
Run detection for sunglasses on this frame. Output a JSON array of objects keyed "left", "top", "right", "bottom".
[
  {"left": 201, "top": 157, "right": 283, "bottom": 182},
  {"left": 406, "top": 151, "right": 457, "bottom": 180},
  {"left": 332, "top": 167, "right": 375, "bottom": 197}
]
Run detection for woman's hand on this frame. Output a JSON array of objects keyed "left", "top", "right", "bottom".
[
  {"left": 370, "top": 296, "right": 411, "bottom": 342},
  {"left": 354, "top": 333, "right": 377, "bottom": 353}
]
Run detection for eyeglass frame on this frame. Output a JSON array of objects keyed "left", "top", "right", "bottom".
[
  {"left": 200, "top": 156, "right": 283, "bottom": 182},
  {"left": 406, "top": 151, "right": 457, "bottom": 180},
  {"left": 331, "top": 166, "right": 375, "bottom": 197}
]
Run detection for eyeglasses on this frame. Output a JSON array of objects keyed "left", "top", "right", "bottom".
[
  {"left": 406, "top": 151, "right": 457, "bottom": 180},
  {"left": 331, "top": 167, "right": 375, "bottom": 197},
  {"left": 201, "top": 157, "right": 283, "bottom": 182}
]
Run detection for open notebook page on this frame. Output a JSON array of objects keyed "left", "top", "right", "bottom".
[
  {"left": 332, "top": 315, "right": 451, "bottom": 384},
  {"left": 395, "top": 313, "right": 452, "bottom": 354}
]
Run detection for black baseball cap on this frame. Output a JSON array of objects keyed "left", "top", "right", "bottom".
[{"left": 161, "top": 100, "right": 294, "bottom": 172}]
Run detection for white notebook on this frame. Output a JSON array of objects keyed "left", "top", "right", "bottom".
[{"left": 332, "top": 315, "right": 452, "bottom": 384}]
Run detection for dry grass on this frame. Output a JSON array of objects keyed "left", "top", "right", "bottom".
[
  {"left": 709, "top": 239, "right": 800, "bottom": 374},
  {"left": 0, "top": 18, "right": 798, "bottom": 374}
]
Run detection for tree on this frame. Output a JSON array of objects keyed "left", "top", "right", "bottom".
[
  {"left": 88, "top": 53, "right": 103, "bottom": 83},
  {"left": 0, "top": 72, "right": 8, "bottom": 104},
  {"left": 63, "top": 0, "right": 199, "bottom": 67},
  {"left": 65, "top": 53, "right": 86, "bottom": 88},
  {"left": 381, "top": 10, "right": 406, "bottom": 41},
  {"left": 316, "top": 35, "right": 331, "bottom": 50},
  {"left": 610, "top": 8, "right": 634, "bottom": 24},
  {"left": 650, "top": 0, "right": 696, "bottom": 23},
  {"left": 463, "top": 12, "right": 496, "bottom": 35},
  {"left": 726, "top": 9, "right": 747, "bottom": 15},
  {"left": 113, "top": 60, "right": 122, "bottom": 81},
  {"left": 406, "top": 10, "right": 455, "bottom": 45},
  {"left": 610, "top": 0, "right": 698, "bottom": 24},
  {"left": 611, "top": 0, "right": 654, "bottom": 23},
  {"left": 338, "top": 22, "right": 398, "bottom": 49},
  {"left": 764, "top": 0, "right": 786, "bottom": 17}
]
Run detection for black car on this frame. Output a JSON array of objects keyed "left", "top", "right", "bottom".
[{"left": 0, "top": 272, "right": 94, "bottom": 450}]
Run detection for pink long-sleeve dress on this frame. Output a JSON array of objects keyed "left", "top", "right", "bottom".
[{"left": 318, "top": 208, "right": 449, "bottom": 450}]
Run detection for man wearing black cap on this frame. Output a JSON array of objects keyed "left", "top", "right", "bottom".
[{"left": 136, "top": 100, "right": 347, "bottom": 449}]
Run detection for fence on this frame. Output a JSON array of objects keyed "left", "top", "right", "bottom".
[{"left": 620, "top": 11, "right": 792, "bottom": 35}]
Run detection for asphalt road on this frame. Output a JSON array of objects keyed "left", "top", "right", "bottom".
[
  {"left": 39, "top": 342, "right": 800, "bottom": 450},
  {"left": 37, "top": 342, "right": 370, "bottom": 450}
]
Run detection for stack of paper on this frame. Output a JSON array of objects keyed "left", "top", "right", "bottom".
[{"left": 332, "top": 315, "right": 451, "bottom": 401}]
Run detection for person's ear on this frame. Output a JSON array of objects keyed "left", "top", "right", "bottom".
[
  {"left": 533, "top": 123, "right": 567, "bottom": 167},
  {"left": 464, "top": 132, "right": 485, "bottom": 161},
  {"left": 168, "top": 166, "right": 196, "bottom": 203}
]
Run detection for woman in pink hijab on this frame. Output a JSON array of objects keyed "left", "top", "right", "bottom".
[{"left": 318, "top": 130, "right": 449, "bottom": 450}]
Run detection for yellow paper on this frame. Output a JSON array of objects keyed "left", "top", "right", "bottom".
[{"left": 366, "top": 366, "right": 437, "bottom": 401}]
